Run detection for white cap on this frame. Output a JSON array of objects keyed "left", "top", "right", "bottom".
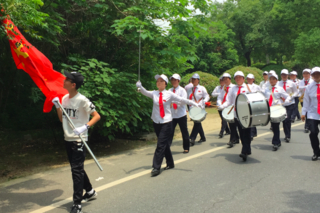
[
  {"left": 192, "top": 73, "right": 200, "bottom": 79},
  {"left": 303, "top": 68, "right": 311, "bottom": 73},
  {"left": 246, "top": 73, "right": 255, "bottom": 79},
  {"left": 219, "top": 76, "right": 224, "bottom": 80},
  {"left": 311, "top": 67, "right": 320, "bottom": 74},
  {"left": 234, "top": 71, "right": 244, "bottom": 78},
  {"left": 290, "top": 71, "right": 297, "bottom": 75},
  {"left": 268, "top": 70, "right": 276, "bottom": 76},
  {"left": 155, "top": 74, "right": 168, "bottom": 83},
  {"left": 269, "top": 73, "right": 278, "bottom": 80},
  {"left": 222, "top": 73, "right": 231, "bottom": 79},
  {"left": 169, "top": 73, "right": 181, "bottom": 81},
  {"left": 263, "top": 71, "right": 268, "bottom": 75},
  {"left": 281, "top": 69, "right": 289, "bottom": 75}
]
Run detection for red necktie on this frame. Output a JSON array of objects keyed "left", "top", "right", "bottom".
[
  {"left": 159, "top": 92, "right": 165, "bottom": 118},
  {"left": 237, "top": 86, "right": 242, "bottom": 95},
  {"left": 317, "top": 84, "right": 320, "bottom": 115},
  {"left": 222, "top": 87, "right": 229, "bottom": 104},
  {"left": 283, "top": 82, "right": 286, "bottom": 91},
  {"left": 305, "top": 81, "right": 308, "bottom": 85},
  {"left": 189, "top": 87, "right": 196, "bottom": 100},
  {"left": 173, "top": 89, "right": 177, "bottom": 109},
  {"left": 269, "top": 87, "right": 275, "bottom": 107}
]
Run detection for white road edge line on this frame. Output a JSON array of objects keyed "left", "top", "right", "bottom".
[{"left": 30, "top": 122, "right": 304, "bottom": 213}]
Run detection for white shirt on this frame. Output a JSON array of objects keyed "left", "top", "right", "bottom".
[
  {"left": 277, "top": 80, "right": 298, "bottom": 106},
  {"left": 62, "top": 93, "right": 96, "bottom": 142},
  {"left": 299, "top": 78, "right": 314, "bottom": 95},
  {"left": 211, "top": 85, "right": 224, "bottom": 97},
  {"left": 264, "top": 85, "right": 290, "bottom": 106},
  {"left": 247, "top": 83, "right": 261, "bottom": 92},
  {"left": 139, "top": 86, "right": 196, "bottom": 123},
  {"left": 262, "top": 81, "right": 278, "bottom": 93},
  {"left": 185, "top": 82, "right": 193, "bottom": 92},
  {"left": 187, "top": 85, "right": 210, "bottom": 109},
  {"left": 169, "top": 86, "right": 187, "bottom": 119},
  {"left": 259, "top": 80, "right": 269, "bottom": 91},
  {"left": 221, "top": 83, "right": 251, "bottom": 118},
  {"left": 291, "top": 79, "right": 301, "bottom": 97},
  {"left": 302, "top": 81, "right": 320, "bottom": 120},
  {"left": 217, "top": 83, "right": 235, "bottom": 107}
]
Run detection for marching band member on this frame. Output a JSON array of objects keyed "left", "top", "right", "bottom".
[
  {"left": 246, "top": 73, "right": 261, "bottom": 140},
  {"left": 299, "top": 69, "right": 314, "bottom": 133},
  {"left": 289, "top": 71, "right": 301, "bottom": 123},
  {"left": 278, "top": 69, "right": 299, "bottom": 143},
  {"left": 259, "top": 71, "right": 269, "bottom": 91},
  {"left": 218, "top": 71, "right": 252, "bottom": 161},
  {"left": 301, "top": 67, "right": 320, "bottom": 161},
  {"left": 264, "top": 73, "right": 290, "bottom": 151},
  {"left": 136, "top": 74, "right": 200, "bottom": 176},
  {"left": 187, "top": 73, "right": 210, "bottom": 146},
  {"left": 169, "top": 74, "right": 190, "bottom": 154},
  {"left": 214, "top": 76, "right": 231, "bottom": 138}
]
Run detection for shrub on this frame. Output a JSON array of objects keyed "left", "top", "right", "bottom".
[{"left": 224, "top": 66, "right": 264, "bottom": 85}]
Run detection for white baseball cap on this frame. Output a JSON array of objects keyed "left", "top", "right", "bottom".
[
  {"left": 281, "top": 69, "right": 289, "bottom": 75},
  {"left": 155, "top": 74, "right": 168, "bottom": 83},
  {"left": 311, "top": 67, "right": 320, "bottom": 74},
  {"left": 303, "top": 68, "right": 311, "bottom": 73},
  {"left": 169, "top": 73, "right": 181, "bottom": 81},
  {"left": 268, "top": 70, "right": 276, "bottom": 76},
  {"left": 246, "top": 73, "right": 255, "bottom": 79},
  {"left": 222, "top": 73, "right": 231, "bottom": 78},
  {"left": 234, "top": 71, "right": 244, "bottom": 78},
  {"left": 192, "top": 73, "right": 200, "bottom": 79},
  {"left": 263, "top": 71, "right": 268, "bottom": 75},
  {"left": 269, "top": 73, "right": 278, "bottom": 80},
  {"left": 290, "top": 71, "right": 297, "bottom": 75}
]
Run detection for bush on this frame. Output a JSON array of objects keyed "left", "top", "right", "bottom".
[
  {"left": 261, "top": 64, "right": 291, "bottom": 77},
  {"left": 251, "top": 62, "right": 265, "bottom": 70},
  {"left": 224, "top": 66, "right": 264, "bottom": 85}
]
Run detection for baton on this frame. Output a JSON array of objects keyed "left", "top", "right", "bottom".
[
  {"left": 137, "top": 26, "right": 143, "bottom": 92},
  {"left": 55, "top": 101, "right": 103, "bottom": 171}
]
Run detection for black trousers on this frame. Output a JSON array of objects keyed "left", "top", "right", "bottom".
[
  {"left": 235, "top": 119, "right": 252, "bottom": 154},
  {"left": 153, "top": 122, "right": 174, "bottom": 169},
  {"left": 65, "top": 141, "right": 92, "bottom": 205},
  {"left": 283, "top": 104, "right": 294, "bottom": 138},
  {"left": 171, "top": 115, "right": 190, "bottom": 151},
  {"left": 308, "top": 119, "right": 320, "bottom": 156},
  {"left": 291, "top": 97, "right": 301, "bottom": 121},
  {"left": 301, "top": 102, "right": 310, "bottom": 130},
  {"left": 229, "top": 121, "right": 239, "bottom": 142},
  {"left": 190, "top": 122, "right": 206, "bottom": 141},
  {"left": 218, "top": 110, "right": 230, "bottom": 135},
  {"left": 251, "top": 127, "right": 257, "bottom": 137},
  {"left": 271, "top": 122, "right": 281, "bottom": 145}
]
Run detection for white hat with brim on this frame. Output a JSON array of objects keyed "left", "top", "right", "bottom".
[
  {"left": 222, "top": 73, "right": 231, "bottom": 79},
  {"left": 311, "top": 67, "right": 320, "bottom": 74},
  {"left": 192, "top": 73, "right": 200, "bottom": 79},
  {"left": 303, "top": 69, "right": 311, "bottom": 73},
  {"left": 290, "top": 71, "right": 297, "bottom": 75},
  {"left": 263, "top": 71, "right": 268, "bottom": 75},
  {"left": 246, "top": 73, "right": 255, "bottom": 79},
  {"left": 269, "top": 73, "right": 278, "bottom": 80},
  {"left": 219, "top": 76, "right": 224, "bottom": 80},
  {"left": 268, "top": 70, "right": 276, "bottom": 76},
  {"left": 234, "top": 71, "right": 244, "bottom": 78},
  {"left": 169, "top": 73, "right": 181, "bottom": 81},
  {"left": 281, "top": 69, "right": 289, "bottom": 75},
  {"left": 155, "top": 74, "right": 169, "bottom": 84}
]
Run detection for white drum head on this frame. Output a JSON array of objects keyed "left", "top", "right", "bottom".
[
  {"left": 270, "top": 105, "right": 286, "bottom": 117},
  {"left": 222, "top": 105, "right": 234, "bottom": 121},
  {"left": 236, "top": 94, "right": 251, "bottom": 128},
  {"left": 189, "top": 107, "right": 207, "bottom": 122}
]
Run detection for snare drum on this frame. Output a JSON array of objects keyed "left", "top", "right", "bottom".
[
  {"left": 189, "top": 107, "right": 207, "bottom": 123},
  {"left": 222, "top": 105, "right": 235, "bottom": 123},
  {"left": 270, "top": 105, "right": 286, "bottom": 123},
  {"left": 236, "top": 92, "right": 270, "bottom": 128}
]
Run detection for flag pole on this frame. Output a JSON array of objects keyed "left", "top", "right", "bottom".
[{"left": 55, "top": 101, "right": 103, "bottom": 171}]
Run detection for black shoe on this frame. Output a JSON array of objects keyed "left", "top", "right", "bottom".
[
  {"left": 312, "top": 155, "right": 319, "bottom": 161},
  {"left": 291, "top": 120, "right": 295, "bottom": 123},
  {"left": 285, "top": 138, "right": 290, "bottom": 143},
  {"left": 82, "top": 190, "right": 97, "bottom": 202},
  {"left": 164, "top": 165, "right": 174, "bottom": 170},
  {"left": 253, "top": 134, "right": 257, "bottom": 138},
  {"left": 227, "top": 141, "right": 234, "bottom": 148},
  {"left": 304, "top": 129, "right": 309, "bottom": 133},
  {"left": 198, "top": 139, "right": 206, "bottom": 143},
  {"left": 219, "top": 134, "right": 223, "bottom": 138},
  {"left": 70, "top": 204, "right": 82, "bottom": 213},
  {"left": 233, "top": 140, "right": 239, "bottom": 144},
  {"left": 190, "top": 139, "right": 195, "bottom": 146},
  {"left": 272, "top": 144, "right": 280, "bottom": 151},
  {"left": 239, "top": 153, "right": 247, "bottom": 162},
  {"left": 151, "top": 169, "right": 160, "bottom": 177},
  {"left": 296, "top": 118, "right": 301, "bottom": 121},
  {"left": 225, "top": 132, "right": 231, "bottom": 135},
  {"left": 270, "top": 127, "right": 273, "bottom": 131}
]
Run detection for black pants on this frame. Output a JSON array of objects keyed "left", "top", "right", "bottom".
[
  {"left": 235, "top": 119, "right": 252, "bottom": 154},
  {"left": 65, "top": 141, "right": 92, "bottom": 205},
  {"left": 251, "top": 127, "right": 257, "bottom": 137},
  {"left": 291, "top": 97, "right": 301, "bottom": 121},
  {"left": 301, "top": 102, "right": 310, "bottom": 130},
  {"left": 308, "top": 119, "right": 320, "bottom": 156},
  {"left": 190, "top": 122, "right": 206, "bottom": 141},
  {"left": 218, "top": 110, "right": 230, "bottom": 135},
  {"left": 229, "top": 121, "right": 239, "bottom": 142},
  {"left": 283, "top": 104, "right": 294, "bottom": 138},
  {"left": 153, "top": 122, "right": 174, "bottom": 169},
  {"left": 172, "top": 116, "right": 190, "bottom": 151},
  {"left": 271, "top": 122, "right": 281, "bottom": 145}
]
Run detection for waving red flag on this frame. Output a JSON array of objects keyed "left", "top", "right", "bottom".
[{"left": 2, "top": 18, "right": 67, "bottom": 112}]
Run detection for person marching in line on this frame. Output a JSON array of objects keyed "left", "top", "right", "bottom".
[
  {"left": 289, "top": 71, "right": 301, "bottom": 123},
  {"left": 264, "top": 73, "right": 290, "bottom": 151},
  {"left": 246, "top": 73, "right": 261, "bottom": 140},
  {"left": 301, "top": 67, "right": 320, "bottom": 161},
  {"left": 278, "top": 69, "right": 299, "bottom": 143},
  {"left": 169, "top": 74, "right": 190, "bottom": 154},
  {"left": 136, "top": 74, "right": 200, "bottom": 176},
  {"left": 299, "top": 68, "right": 314, "bottom": 133},
  {"left": 52, "top": 71, "right": 101, "bottom": 213},
  {"left": 185, "top": 78, "right": 193, "bottom": 112},
  {"left": 187, "top": 73, "right": 210, "bottom": 146},
  {"left": 218, "top": 71, "right": 252, "bottom": 161},
  {"left": 213, "top": 76, "right": 231, "bottom": 138},
  {"left": 259, "top": 71, "right": 269, "bottom": 92}
]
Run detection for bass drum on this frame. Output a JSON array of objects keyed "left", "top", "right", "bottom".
[
  {"left": 236, "top": 92, "right": 270, "bottom": 128},
  {"left": 189, "top": 107, "right": 207, "bottom": 123},
  {"left": 222, "top": 105, "right": 235, "bottom": 123}
]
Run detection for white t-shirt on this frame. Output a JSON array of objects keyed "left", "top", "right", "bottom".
[{"left": 62, "top": 93, "right": 96, "bottom": 142}]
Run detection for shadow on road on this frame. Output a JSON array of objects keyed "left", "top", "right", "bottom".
[
  {"left": 252, "top": 144, "right": 273, "bottom": 151},
  {"left": 283, "top": 190, "right": 320, "bottom": 213},
  {"left": 290, "top": 155, "right": 311, "bottom": 161},
  {"left": 211, "top": 153, "right": 261, "bottom": 164}
]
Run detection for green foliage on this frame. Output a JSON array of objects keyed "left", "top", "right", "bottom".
[
  {"left": 261, "top": 64, "right": 291, "bottom": 77},
  {"left": 251, "top": 62, "right": 265, "bottom": 70},
  {"left": 224, "top": 66, "right": 263, "bottom": 85},
  {"left": 61, "top": 58, "right": 153, "bottom": 141},
  {"left": 180, "top": 71, "right": 219, "bottom": 95}
]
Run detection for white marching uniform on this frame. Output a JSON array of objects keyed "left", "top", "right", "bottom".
[
  {"left": 212, "top": 85, "right": 224, "bottom": 97},
  {"left": 169, "top": 86, "right": 187, "bottom": 119}
]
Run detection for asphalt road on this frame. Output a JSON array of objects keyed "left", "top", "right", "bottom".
[{"left": 1, "top": 121, "right": 320, "bottom": 213}]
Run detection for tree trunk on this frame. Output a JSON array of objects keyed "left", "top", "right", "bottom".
[
  {"left": 266, "top": 53, "right": 270, "bottom": 64},
  {"left": 244, "top": 52, "right": 251, "bottom": 67}
]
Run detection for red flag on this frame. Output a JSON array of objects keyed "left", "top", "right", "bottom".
[{"left": 2, "top": 18, "right": 68, "bottom": 112}]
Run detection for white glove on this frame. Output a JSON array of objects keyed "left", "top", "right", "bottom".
[
  {"left": 73, "top": 125, "right": 88, "bottom": 135},
  {"left": 218, "top": 105, "right": 224, "bottom": 110},
  {"left": 52, "top": 97, "right": 60, "bottom": 108},
  {"left": 284, "top": 99, "right": 291, "bottom": 105},
  {"left": 136, "top": 81, "right": 142, "bottom": 88}
]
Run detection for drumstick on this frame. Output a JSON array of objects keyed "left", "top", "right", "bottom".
[{"left": 227, "top": 106, "right": 234, "bottom": 114}]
